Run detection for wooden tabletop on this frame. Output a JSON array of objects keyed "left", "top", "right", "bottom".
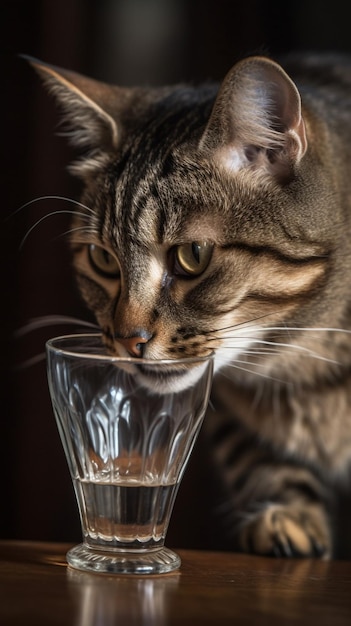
[{"left": 0, "top": 541, "right": 350, "bottom": 625}]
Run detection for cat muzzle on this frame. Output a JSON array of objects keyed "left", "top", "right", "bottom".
[{"left": 116, "top": 334, "right": 150, "bottom": 358}]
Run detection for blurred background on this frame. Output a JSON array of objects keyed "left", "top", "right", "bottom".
[{"left": 2, "top": 0, "right": 351, "bottom": 552}]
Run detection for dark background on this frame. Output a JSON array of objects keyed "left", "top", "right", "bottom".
[{"left": 2, "top": 0, "right": 351, "bottom": 551}]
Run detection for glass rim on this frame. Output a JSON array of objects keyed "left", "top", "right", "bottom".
[{"left": 46, "top": 333, "right": 214, "bottom": 366}]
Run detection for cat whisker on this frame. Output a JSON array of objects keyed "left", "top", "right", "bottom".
[
  {"left": 204, "top": 312, "right": 287, "bottom": 336},
  {"left": 208, "top": 398, "right": 216, "bottom": 412},
  {"left": 9, "top": 194, "right": 95, "bottom": 220},
  {"left": 15, "top": 315, "right": 99, "bottom": 338},
  {"left": 208, "top": 335, "right": 306, "bottom": 352},
  {"left": 55, "top": 225, "right": 100, "bottom": 241},
  {"left": 219, "top": 339, "right": 341, "bottom": 365},
  {"left": 254, "top": 325, "right": 351, "bottom": 336},
  {"left": 218, "top": 364, "right": 290, "bottom": 386},
  {"left": 19, "top": 209, "right": 94, "bottom": 250},
  {"left": 15, "top": 353, "right": 47, "bottom": 370},
  {"left": 213, "top": 322, "right": 351, "bottom": 336},
  {"left": 233, "top": 349, "right": 282, "bottom": 356},
  {"left": 217, "top": 338, "right": 308, "bottom": 351},
  {"left": 224, "top": 357, "right": 275, "bottom": 370}
]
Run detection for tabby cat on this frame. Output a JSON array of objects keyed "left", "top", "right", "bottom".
[{"left": 28, "top": 52, "right": 351, "bottom": 559}]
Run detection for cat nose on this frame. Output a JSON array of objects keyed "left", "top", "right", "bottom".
[{"left": 116, "top": 333, "right": 151, "bottom": 358}]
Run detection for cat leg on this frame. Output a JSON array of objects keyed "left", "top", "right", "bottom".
[
  {"left": 234, "top": 468, "right": 333, "bottom": 558},
  {"left": 208, "top": 417, "right": 333, "bottom": 558}
]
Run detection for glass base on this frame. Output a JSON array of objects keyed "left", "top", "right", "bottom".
[{"left": 66, "top": 543, "right": 181, "bottom": 575}]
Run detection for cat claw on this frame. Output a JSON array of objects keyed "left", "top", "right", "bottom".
[
  {"left": 271, "top": 535, "right": 326, "bottom": 558},
  {"left": 238, "top": 503, "right": 331, "bottom": 559}
]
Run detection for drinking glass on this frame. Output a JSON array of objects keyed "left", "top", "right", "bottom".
[{"left": 46, "top": 334, "right": 213, "bottom": 575}]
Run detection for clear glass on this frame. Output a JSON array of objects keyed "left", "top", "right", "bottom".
[{"left": 46, "top": 334, "right": 213, "bottom": 575}]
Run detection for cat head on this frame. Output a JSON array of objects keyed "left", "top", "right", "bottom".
[{"left": 28, "top": 55, "right": 332, "bottom": 388}]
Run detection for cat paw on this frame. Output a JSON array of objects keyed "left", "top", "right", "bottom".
[{"left": 238, "top": 503, "right": 331, "bottom": 558}]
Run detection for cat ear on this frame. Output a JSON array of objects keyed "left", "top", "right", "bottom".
[
  {"left": 199, "top": 56, "right": 307, "bottom": 181},
  {"left": 24, "top": 55, "right": 121, "bottom": 176}
]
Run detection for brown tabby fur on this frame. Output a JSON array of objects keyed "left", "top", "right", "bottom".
[{"left": 28, "top": 52, "right": 351, "bottom": 558}]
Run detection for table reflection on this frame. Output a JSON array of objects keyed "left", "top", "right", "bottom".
[{"left": 67, "top": 567, "right": 180, "bottom": 626}]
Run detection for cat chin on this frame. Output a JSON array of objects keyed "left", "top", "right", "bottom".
[
  {"left": 135, "top": 361, "right": 210, "bottom": 394},
  {"left": 110, "top": 342, "right": 212, "bottom": 393}
]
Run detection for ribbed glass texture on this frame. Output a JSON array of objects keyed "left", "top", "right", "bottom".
[{"left": 46, "top": 334, "right": 213, "bottom": 574}]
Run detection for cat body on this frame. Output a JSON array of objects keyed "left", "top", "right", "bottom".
[{"left": 29, "top": 52, "right": 351, "bottom": 558}]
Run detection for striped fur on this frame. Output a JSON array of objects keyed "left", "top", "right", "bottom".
[{"left": 31, "top": 53, "right": 351, "bottom": 558}]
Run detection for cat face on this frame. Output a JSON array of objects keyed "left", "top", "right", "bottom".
[
  {"left": 30, "top": 56, "right": 336, "bottom": 385},
  {"left": 69, "top": 142, "right": 325, "bottom": 378}
]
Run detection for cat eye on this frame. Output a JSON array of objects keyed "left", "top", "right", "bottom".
[
  {"left": 174, "top": 242, "right": 213, "bottom": 277},
  {"left": 88, "top": 245, "right": 120, "bottom": 278}
]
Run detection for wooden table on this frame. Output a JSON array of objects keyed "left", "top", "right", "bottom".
[{"left": 0, "top": 541, "right": 350, "bottom": 625}]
